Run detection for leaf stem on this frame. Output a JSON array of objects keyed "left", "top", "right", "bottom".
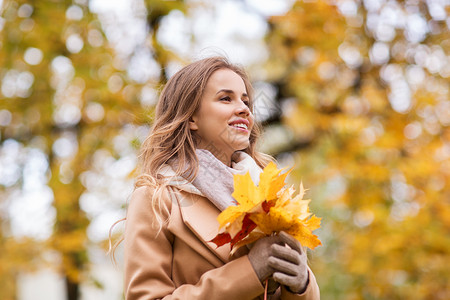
[{"left": 264, "top": 278, "right": 268, "bottom": 300}]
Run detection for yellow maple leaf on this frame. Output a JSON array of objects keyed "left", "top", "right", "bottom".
[
  {"left": 258, "top": 162, "right": 290, "bottom": 201},
  {"left": 217, "top": 162, "right": 289, "bottom": 229},
  {"left": 213, "top": 162, "right": 322, "bottom": 250},
  {"left": 251, "top": 182, "right": 322, "bottom": 249},
  {"left": 250, "top": 186, "right": 322, "bottom": 250}
]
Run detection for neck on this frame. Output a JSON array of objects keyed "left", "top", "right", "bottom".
[{"left": 197, "top": 146, "right": 232, "bottom": 167}]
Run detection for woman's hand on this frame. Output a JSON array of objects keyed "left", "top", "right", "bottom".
[
  {"left": 269, "top": 231, "right": 309, "bottom": 294},
  {"left": 248, "top": 234, "right": 284, "bottom": 281},
  {"left": 248, "top": 231, "right": 309, "bottom": 294}
]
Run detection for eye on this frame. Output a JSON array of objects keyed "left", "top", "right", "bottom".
[
  {"left": 242, "top": 99, "right": 250, "bottom": 107},
  {"left": 220, "top": 96, "right": 232, "bottom": 102}
]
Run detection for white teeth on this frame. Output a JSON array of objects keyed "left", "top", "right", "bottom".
[{"left": 232, "top": 123, "right": 248, "bottom": 130}]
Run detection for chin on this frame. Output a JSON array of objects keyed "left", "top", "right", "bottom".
[{"left": 233, "top": 141, "right": 250, "bottom": 151}]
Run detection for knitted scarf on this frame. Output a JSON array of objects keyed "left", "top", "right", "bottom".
[{"left": 160, "top": 149, "right": 262, "bottom": 211}]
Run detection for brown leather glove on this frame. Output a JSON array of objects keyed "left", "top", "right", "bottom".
[{"left": 248, "top": 232, "right": 309, "bottom": 294}]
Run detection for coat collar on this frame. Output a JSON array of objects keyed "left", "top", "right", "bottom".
[
  {"left": 160, "top": 165, "right": 231, "bottom": 263},
  {"left": 171, "top": 188, "right": 232, "bottom": 263},
  {"left": 160, "top": 153, "right": 262, "bottom": 264}
]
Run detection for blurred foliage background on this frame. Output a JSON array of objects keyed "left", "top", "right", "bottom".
[{"left": 0, "top": 0, "right": 449, "bottom": 299}]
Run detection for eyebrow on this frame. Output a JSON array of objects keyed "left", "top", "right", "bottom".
[{"left": 216, "top": 89, "right": 249, "bottom": 98}]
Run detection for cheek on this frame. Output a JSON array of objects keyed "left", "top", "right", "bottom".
[{"left": 249, "top": 114, "right": 255, "bottom": 129}]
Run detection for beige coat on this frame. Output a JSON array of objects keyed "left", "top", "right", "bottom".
[{"left": 124, "top": 185, "right": 320, "bottom": 300}]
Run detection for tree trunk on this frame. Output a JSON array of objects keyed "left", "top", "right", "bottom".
[{"left": 66, "top": 276, "right": 79, "bottom": 300}]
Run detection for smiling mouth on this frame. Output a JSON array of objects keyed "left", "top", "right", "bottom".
[{"left": 230, "top": 123, "right": 249, "bottom": 131}]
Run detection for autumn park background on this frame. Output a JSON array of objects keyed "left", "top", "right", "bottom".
[{"left": 1, "top": 0, "right": 449, "bottom": 299}]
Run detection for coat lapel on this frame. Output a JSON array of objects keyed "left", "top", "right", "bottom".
[{"left": 173, "top": 189, "right": 231, "bottom": 263}]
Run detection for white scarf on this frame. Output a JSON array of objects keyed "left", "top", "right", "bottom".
[{"left": 159, "top": 149, "right": 262, "bottom": 211}]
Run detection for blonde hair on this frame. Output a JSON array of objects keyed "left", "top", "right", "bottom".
[{"left": 109, "top": 56, "right": 272, "bottom": 261}]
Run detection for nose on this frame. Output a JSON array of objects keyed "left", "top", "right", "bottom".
[{"left": 236, "top": 100, "right": 250, "bottom": 116}]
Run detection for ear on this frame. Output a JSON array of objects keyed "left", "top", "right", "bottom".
[{"left": 189, "top": 115, "right": 198, "bottom": 131}]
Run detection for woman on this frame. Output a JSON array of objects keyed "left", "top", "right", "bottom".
[{"left": 124, "top": 56, "right": 320, "bottom": 299}]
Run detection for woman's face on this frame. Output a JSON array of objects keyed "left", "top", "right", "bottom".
[{"left": 189, "top": 68, "right": 254, "bottom": 165}]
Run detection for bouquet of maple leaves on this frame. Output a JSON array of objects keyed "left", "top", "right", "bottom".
[{"left": 211, "top": 162, "right": 322, "bottom": 252}]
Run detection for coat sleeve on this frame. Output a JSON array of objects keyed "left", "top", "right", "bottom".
[{"left": 124, "top": 186, "right": 265, "bottom": 300}]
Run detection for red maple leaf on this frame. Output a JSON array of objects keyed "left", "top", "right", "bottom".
[
  {"left": 210, "top": 232, "right": 232, "bottom": 247},
  {"left": 211, "top": 214, "right": 257, "bottom": 249}
]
